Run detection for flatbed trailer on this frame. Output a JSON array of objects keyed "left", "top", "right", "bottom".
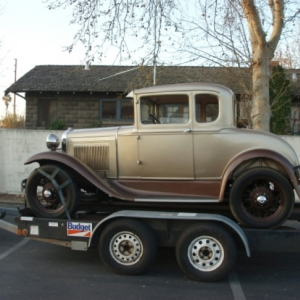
[{"left": 1, "top": 205, "right": 300, "bottom": 282}]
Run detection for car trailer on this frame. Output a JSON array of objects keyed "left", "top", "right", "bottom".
[{"left": 1, "top": 205, "right": 300, "bottom": 282}]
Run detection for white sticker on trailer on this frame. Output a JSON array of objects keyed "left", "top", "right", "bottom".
[
  {"left": 21, "top": 217, "right": 34, "bottom": 221},
  {"left": 177, "top": 213, "right": 197, "bottom": 217},
  {"left": 48, "top": 222, "right": 58, "bottom": 227},
  {"left": 30, "top": 225, "right": 39, "bottom": 235}
]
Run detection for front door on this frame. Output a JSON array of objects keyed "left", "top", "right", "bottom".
[{"left": 137, "top": 93, "right": 194, "bottom": 179}]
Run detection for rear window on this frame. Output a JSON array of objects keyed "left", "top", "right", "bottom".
[{"left": 195, "top": 94, "right": 219, "bottom": 123}]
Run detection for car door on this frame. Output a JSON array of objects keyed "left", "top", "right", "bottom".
[
  {"left": 137, "top": 93, "right": 194, "bottom": 179},
  {"left": 192, "top": 92, "right": 224, "bottom": 179}
]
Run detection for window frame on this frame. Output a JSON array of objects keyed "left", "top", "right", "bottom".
[
  {"left": 138, "top": 93, "right": 191, "bottom": 126},
  {"left": 99, "top": 98, "right": 134, "bottom": 121},
  {"left": 194, "top": 93, "right": 219, "bottom": 124}
]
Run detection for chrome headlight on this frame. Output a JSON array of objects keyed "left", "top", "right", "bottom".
[
  {"left": 46, "top": 134, "right": 60, "bottom": 151},
  {"left": 61, "top": 128, "right": 73, "bottom": 152}
]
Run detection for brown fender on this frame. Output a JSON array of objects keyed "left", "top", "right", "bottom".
[
  {"left": 24, "top": 151, "right": 133, "bottom": 200},
  {"left": 219, "top": 149, "right": 300, "bottom": 201}
]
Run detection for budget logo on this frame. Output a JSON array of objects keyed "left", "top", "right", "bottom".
[{"left": 67, "top": 222, "right": 92, "bottom": 237}]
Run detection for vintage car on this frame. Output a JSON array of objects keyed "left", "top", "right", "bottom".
[{"left": 24, "top": 82, "right": 300, "bottom": 229}]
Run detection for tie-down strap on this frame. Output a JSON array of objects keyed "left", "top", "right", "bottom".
[{"left": 38, "top": 168, "right": 72, "bottom": 220}]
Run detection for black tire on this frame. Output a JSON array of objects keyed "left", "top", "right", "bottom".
[
  {"left": 229, "top": 167, "right": 294, "bottom": 229},
  {"left": 98, "top": 218, "right": 158, "bottom": 275},
  {"left": 176, "top": 222, "right": 236, "bottom": 282},
  {"left": 25, "top": 164, "right": 78, "bottom": 218}
]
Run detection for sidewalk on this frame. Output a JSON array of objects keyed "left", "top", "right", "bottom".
[{"left": 0, "top": 194, "right": 26, "bottom": 209}]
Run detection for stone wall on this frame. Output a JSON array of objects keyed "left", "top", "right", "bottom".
[{"left": 25, "top": 92, "right": 120, "bottom": 129}]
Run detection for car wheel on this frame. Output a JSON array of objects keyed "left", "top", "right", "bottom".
[
  {"left": 176, "top": 222, "right": 237, "bottom": 282},
  {"left": 98, "top": 218, "right": 158, "bottom": 275},
  {"left": 25, "top": 164, "right": 78, "bottom": 218},
  {"left": 229, "top": 167, "right": 294, "bottom": 229}
]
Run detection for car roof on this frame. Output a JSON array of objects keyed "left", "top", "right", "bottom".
[{"left": 127, "top": 82, "right": 234, "bottom": 97}]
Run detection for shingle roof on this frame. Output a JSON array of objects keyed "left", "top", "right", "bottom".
[{"left": 5, "top": 65, "right": 300, "bottom": 95}]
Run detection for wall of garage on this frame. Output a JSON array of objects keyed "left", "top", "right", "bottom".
[{"left": 0, "top": 129, "right": 300, "bottom": 194}]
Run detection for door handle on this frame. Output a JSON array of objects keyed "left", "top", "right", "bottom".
[{"left": 184, "top": 128, "right": 192, "bottom": 133}]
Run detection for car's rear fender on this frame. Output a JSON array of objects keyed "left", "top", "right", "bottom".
[
  {"left": 219, "top": 149, "right": 300, "bottom": 201},
  {"left": 24, "top": 151, "right": 129, "bottom": 200}
]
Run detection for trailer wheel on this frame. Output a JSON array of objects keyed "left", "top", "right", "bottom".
[
  {"left": 25, "top": 164, "right": 78, "bottom": 218},
  {"left": 176, "top": 223, "right": 236, "bottom": 282},
  {"left": 98, "top": 218, "right": 158, "bottom": 275}
]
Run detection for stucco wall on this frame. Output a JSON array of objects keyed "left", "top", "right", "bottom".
[
  {"left": 0, "top": 129, "right": 63, "bottom": 194},
  {"left": 1, "top": 129, "right": 300, "bottom": 194}
]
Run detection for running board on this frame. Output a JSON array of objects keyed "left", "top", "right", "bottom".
[{"left": 135, "top": 198, "right": 219, "bottom": 203}]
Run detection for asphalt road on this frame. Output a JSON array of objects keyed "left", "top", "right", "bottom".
[{"left": 1, "top": 215, "right": 300, "bottom": 300}]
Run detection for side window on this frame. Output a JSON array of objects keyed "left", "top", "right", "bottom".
[
  {"left": 195, "top": 94, "right": 219, "bottom": 123},
  {"left": 101, "top": 100, "right": 117, "bottom": 119},
  {"left": 100, "top": 99, "right": 134, "bottom": 120},
  {"left": 140, "top": 94, "right": 189, "bottom": 124}
]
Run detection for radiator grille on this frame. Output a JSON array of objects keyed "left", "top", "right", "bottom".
[{"left": 74, "top": 145, "right": 109, "bottom": 171}]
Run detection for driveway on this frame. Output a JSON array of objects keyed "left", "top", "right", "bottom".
[{"left": 1, "top": 214, "right": 300, "bottom": 300}]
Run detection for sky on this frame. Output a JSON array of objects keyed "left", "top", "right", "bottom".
[{"left": 0, "top": 0, "right": 92, "bottom": 117}]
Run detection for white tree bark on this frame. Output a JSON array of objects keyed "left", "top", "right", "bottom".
[{"left": 241, "top": 0, "right": 284, "bottom": 131}]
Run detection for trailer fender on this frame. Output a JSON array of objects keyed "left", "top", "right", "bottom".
[
  {"left": 24, "top": 151, "right": 124, "bottom": 199},
  {"left": 89, "top": 210, "right": 250, "bottom": 257}
]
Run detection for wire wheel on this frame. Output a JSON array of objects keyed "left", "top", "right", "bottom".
[
  {"left": 239, "top": 179, "right": 282, "bottom": 219},
  {"left": 230, "top": 167, "right": 294, "bottom": 229},
  {"left": 25, "top": 165, "right": 77, "bottom": 218}
]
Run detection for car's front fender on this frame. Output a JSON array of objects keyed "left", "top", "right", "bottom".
[{"left": 24, "top": 151, "right": 129, "bottom": 200}]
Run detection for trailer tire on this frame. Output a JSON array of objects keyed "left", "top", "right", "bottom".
[
  {"left": 176, "top": 222, "right": 236, "bottom": 282},
  {"left": 25, "top": 164, "right": 78, "bottom": 218},
  {"left": 98, "top": 218, "right": 158, "bottom": 275}
]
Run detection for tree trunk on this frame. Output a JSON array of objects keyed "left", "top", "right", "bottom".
[
  {"left": 241, "top": 0, "right": 284, "bottom": 132},
  {"left": 251, "top": 48, "right": 272, "bottom": 131}
]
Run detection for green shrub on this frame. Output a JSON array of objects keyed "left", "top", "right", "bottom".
[
  {"left": 45, "top": 119, "right": 66, "bottom": 130},
  {"left": 269, "top": 66, "right": 292, "bottom": 135},
  {"left": 88, "top": 121, "right": 103, "bottom": 128}
]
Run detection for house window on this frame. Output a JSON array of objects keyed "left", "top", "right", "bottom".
[
  {"left": 291, "top": 106, "right": 300, "bottom": 134},
  {"left": 100, "top": 99, "right": 133, "bottom": 121},
  {"left": 38, "top": 98, "right": 57, "bottom": 127}
]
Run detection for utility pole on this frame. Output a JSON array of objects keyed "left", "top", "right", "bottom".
[{"left": 13, "top": 59, "right": 17, "bottom": 115}]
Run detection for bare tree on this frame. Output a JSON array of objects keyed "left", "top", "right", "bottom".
[
  {"left": 274, "top": 24, "right": 300, "bottom": 69},
  {"left": 45, "top": 0, "right": 300, "bottom": 131},
  {"left": 2, "top": 94, "right": 11, "bottom": 115}
]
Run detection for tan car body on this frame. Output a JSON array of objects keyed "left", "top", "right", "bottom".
[{"left": 25, "top": 83, "right": 300, "bottom": 203}]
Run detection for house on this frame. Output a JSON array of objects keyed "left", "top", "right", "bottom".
[{"left": 5, "top": 64, "right": 300, "bottom": 131}]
